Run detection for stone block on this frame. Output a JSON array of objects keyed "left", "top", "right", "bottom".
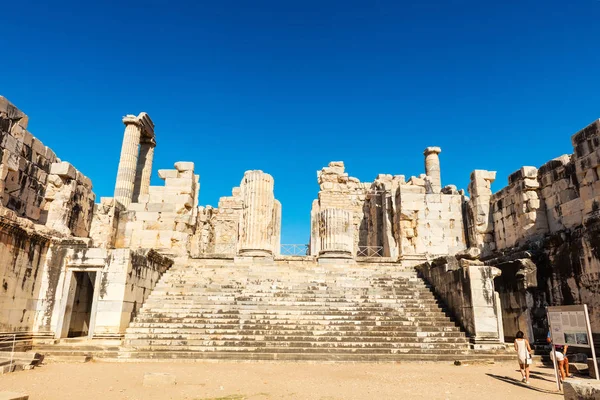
[
  {"left": 157, "top": 169, "right": 178, "bottom": 180},
  {"left": 128, "top": 203, "right": 146, "bottom": 212},
  {"left": 174, "top": 161, "right": 194, "bottom": 172},
  {"left": 471, "top": 170, "right": 497, "bottom": 182},
  {"left": 520, "top": 166, "right": 538, "bottom": 178},
  {"left": 50, "top": 162, "right": 76, "bottom": 179},
  {"left": 563, "top": 380, "right": 600, "bottom": 400},
  {"left": 31, "top": 138, "right": 45, "bottom": 156}
]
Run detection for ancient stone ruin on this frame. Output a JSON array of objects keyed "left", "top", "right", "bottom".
[{"left": 0, "top": 94, "right": 599, "bottom": 365}]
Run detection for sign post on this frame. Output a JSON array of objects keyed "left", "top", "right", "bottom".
[
  {"left": 584, "top": 305, "right": 600, "bottom": 380},
  {"left": 547, "top": 304, "right": 599, "bottom": 390}
]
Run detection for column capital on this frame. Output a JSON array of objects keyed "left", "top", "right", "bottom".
[
  {"left": 140, "top": 136, "right": 156, "bottom": 147},
  {"left": 122, "top": 115, "right": 142, "bottom": 127},
  {"left": 424, "top": 146, "right": 442, "bottom": 156}
]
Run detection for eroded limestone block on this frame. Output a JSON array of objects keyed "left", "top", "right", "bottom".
[
  {"left": 174, "top": 161, "right": 194, "bottom": 172},
  {"left": 563, "top": 380, "right": 600, "bottom": 400},
  {"left": 49, "top": 162, "right": 76, "bottom": 179}
]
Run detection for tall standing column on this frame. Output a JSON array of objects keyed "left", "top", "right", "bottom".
[
  {"left": 133, "top": 138, "right": 156, "bottom": 201},
  {"left": 424, "top": 146, "right": 442, "bottom": 193},
  {"left": 114, "top": 115, "right": 142, "bottom": 207},
  {"left": 239, "top": 170, "right": 275, "bottom": 257},
  {"left": 318, "top": 208, "right": 353, "bottom": 258}
]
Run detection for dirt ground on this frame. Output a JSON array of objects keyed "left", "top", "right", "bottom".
[{"left": 0, "top": 360, "right": 569, "bottom": 399}]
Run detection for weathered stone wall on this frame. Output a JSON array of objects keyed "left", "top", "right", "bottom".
[
  {"left": 310, "top": 161, "right": 466, "bottom": 258},
  {"left": 113, "top": 162, "right": 199, "bottom": 257},
  {"left": 311, "top": 162, "right": 372, "bottom": 256},
  {"left": 417, "top": 255, "right": 504, "bottom": 347},
  {"left": 0, "top": 97, "right": 95, "bottom": 237},
  {"left": 0, "top": 210, "right": 51, "bottom": 332},
  {"left": 189, "top": 171, "right": 280, "bottom": 258},
  {"left": 53, "top": 247, "right": 172, "bottom": 338},
  {"left": 538, "top": 155, "right": 582, "bottom": 233},
  {"left": 465, "top": 170, "right": 497, "bottom": 256},
  {"left": 477, "top": 119, "right": 600, "bottom": 343},
  {"left": 490, "top": 167, "right": 549, "bottom": 251},
  {"left": 89, "top": 198, "right": 123, "bottom": 248},
  {"left": 213, "top": 188, "right": 243, "bottom": 254},
  {"left": 396, "top": 180, "right": 465, "bottom": 257},
  {"left": 42, "top": 162, "right": 95, "bottom": 237}
]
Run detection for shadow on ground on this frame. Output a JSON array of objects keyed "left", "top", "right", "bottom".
[{"left": 486, "top": 374, "right": 561, "bottom": 396}]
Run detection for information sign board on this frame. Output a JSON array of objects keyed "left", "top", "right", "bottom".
[{"left": 548, "top": 305, "right": 591, "bottom": 347}]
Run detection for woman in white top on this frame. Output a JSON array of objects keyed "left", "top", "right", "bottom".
[{"left": 514, "top": 330, "right": 532, "bottom": 384}]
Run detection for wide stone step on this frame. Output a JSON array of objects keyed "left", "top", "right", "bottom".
[
  {"left": 127, "top": 323, "right": 460, "bottom": 332},
  {"left": 155, "top": 283, "right": 431, "bottom": 290},
  {"left": 119, "top": 345, "right": 470, "bottom": 354},
  {"left": 131, "top": 317, "right": 458, "bottom": 326},
  {"left": 136, "top": 310, "right": 449, "bottom": 318},
  {"left": 131, "top": 321, "right": 459, "bottom": 334},
  {"left": 141, "top": 300, "right": 439, "bottom": 309},
  {"left": 162, "top": 281, "right": 423, "bottom": 286},
  {"left": 123, "top": 334, "right": 469, "bottom": 344},
  {"left": 123, "top": 339, "right": 469, "bottom": 349},
  {"left": 141, "top": 300, "right": 441, "bottom": 309},
  {"left": 124, "top": 328, "right": 465, "bottom": 337},
  {"left": 135, "top": 312, "right": 452, "bottom": 320},
  {"left": 116, "top": 350, "right": 511, "bottom": 362}
]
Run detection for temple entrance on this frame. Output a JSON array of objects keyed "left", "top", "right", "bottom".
[{"left": 58, "top": 270, "right": 99, "bottom": 338}]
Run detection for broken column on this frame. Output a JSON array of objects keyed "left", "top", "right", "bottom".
[
  {"left": 114, "top": 115, "right": 142, "bottom": 207},
  {"left": 133, "top": 137, "right": 156, "bottom": 201},
  {"left": 318, "top": 208, "right": 353, "bottom": 259},
  {"left": 424, "top": 146, "right": 442, "bottom": 193},
  {"left": 467, "top": 170, "right": 497, "bottom": 256},
  {"left": 238, "top": 170, "right": 276, "bottom": 257},
  {"left": 271, "top": 200, "right": 282, "bottom": 256}
]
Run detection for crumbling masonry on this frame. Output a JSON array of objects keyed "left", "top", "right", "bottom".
[{"left": 0, "top": 94, "right": 599, "bottom": 362}]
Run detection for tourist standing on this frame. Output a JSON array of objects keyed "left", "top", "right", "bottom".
[
  {"left": 514, "top": 331, "right": 532, "bottom": 384},
  {"left": 547, "top": 332, "right": 572, "bottom": 381}
]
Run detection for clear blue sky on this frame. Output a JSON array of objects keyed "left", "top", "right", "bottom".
[{"left": 2, "top": 0, "right": 600, "bottom": 243}]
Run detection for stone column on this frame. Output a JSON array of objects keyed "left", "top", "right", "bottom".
[
  {"left": 133, "top": 138, "right": 156, "bottom": 202},
  {"left": 424, "top": 146, "right": 442, "bottom": 193},
  {"left": 318, "top": 208, "right": 353, "bottom": 258},
  {"left": 271, "top": 200, "right": 282, "bottom": 256},
  {"left": 239, "top": 170, "right": 275, "bottom": 257},
  {"left": 114, "top": 115, "right": 142, "bottom": 207}
]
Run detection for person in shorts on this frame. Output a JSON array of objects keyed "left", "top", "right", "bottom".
[{"left": 547, "top": 331, "right": 572, "bottom": 380}]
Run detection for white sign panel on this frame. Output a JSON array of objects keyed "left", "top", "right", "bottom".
[{"left": 548, "top": 305, "right": 590, "bottom": 348}]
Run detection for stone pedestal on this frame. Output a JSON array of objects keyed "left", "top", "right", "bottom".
[
  {"left": 318, "top": 208, "right": 353, "bottom": 259},
  {"left": 424, "top": 146, "right": 442, "bottom": 193},
  {"left": 239, "top": 171, "right": 275, "bottom": 257},
  {"left": 114, "top": 116, "right": 142, "bottom": 207}
]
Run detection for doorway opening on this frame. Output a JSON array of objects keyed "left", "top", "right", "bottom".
[{"left": 63, "top": 271, "right": 96, "bottom": 338}]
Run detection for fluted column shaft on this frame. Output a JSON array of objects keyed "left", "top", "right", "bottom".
[
  {"left": 239, "top": 171, "right": 275, "bottom": 256},
  {"left": 133, "top": 140, "right": 155, "bottom": 201},
  {"left": 319, "top": 208, "right": 353, "bottom": 258},
  {"left": 424, "top": 146, "right": 442, "bottom": 193},
  {"left": 114, "top": 116, "right": 142, "bottom": 207}
]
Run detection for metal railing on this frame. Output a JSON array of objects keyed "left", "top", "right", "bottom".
[
  {"left": 357, "top": 246, "right": 384, "bottom": 257},
  {"left": 280, "top": 244, "right": 309, "bottom": 256},
  {"left": 0, "top": 334, "right": 16, "bottom": 369}
]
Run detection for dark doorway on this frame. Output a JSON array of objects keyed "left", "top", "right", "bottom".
[{"left": 66, "top": 271, "right": 96, "bottom": 338}]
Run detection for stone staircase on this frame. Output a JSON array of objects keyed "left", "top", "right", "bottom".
[{"left": 119, "top": 261, "right": 511, "bottom": 361}]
